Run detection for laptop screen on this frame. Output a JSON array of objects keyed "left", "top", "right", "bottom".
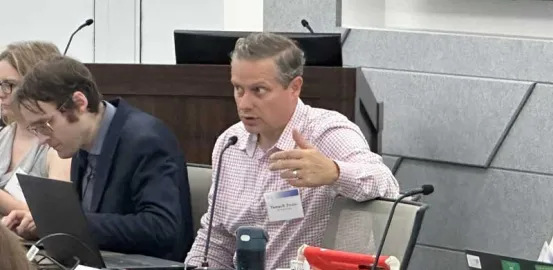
[{"left": 18, "top": 174, "right": 105, "bottom": 268}]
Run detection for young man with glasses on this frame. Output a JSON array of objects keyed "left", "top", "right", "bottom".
[{"left": 1, "top": 56, "right": 194, "bottom": 261}]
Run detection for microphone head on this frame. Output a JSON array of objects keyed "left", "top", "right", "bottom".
[
  {"left": 85, "top": 19, "right": 94, "bottom": 26},
  {"left": 301, "top": 19, "right": 309, "bottom": 27},
  {"left": 421, "top": 184, "right": 434, "bottom": 195},
  {"left": 228, "top": 136, "right": 238, "bottom": 145}
]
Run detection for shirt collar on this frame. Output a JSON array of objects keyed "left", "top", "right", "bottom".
[
  {"left": 87, "top": 101, "right": 116, "bottom": 155},
  {"left": 237, "top": 99, "right": 308, "bottom": 157}
]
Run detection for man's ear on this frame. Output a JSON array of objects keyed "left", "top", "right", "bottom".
[
  {"left": 289, "top": 76, "right": 303, "bottom": 97},
  {"left": 71, "top": 91, "right": 89, "bottom": 113}
]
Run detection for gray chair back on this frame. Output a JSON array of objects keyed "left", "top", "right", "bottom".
[
  {"left": 322, "top": 197, "right": 428, "bottom": 270},
  {"left": 186, "top": 163, "right": 213, "bottom": 236}
]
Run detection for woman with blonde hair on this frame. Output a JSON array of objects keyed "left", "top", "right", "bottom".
[
  {"left": 0, "top": 224, "right": 34, "bottom": 269},
  {"left": 0, "top": 41, "right": 71, "bottom": 215}
]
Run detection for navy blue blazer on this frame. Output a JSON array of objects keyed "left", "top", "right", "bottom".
[{"left": 71, "top": 98, "right": 193, "bottom": 261}]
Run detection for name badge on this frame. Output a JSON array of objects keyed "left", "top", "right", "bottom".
[{"left": 264, "top": 188, "right": 304, "bottom": 222}]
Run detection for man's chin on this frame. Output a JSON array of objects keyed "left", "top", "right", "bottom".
[
  {"left": 243, "top": 125, "right": 261, "bottom": 135},
  {"left": 57, "top": 151, "right": 75, "bottom": 159}
]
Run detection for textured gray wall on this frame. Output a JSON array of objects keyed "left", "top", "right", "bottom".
[{"left": 265, "top": 1, "right": 553, "bottom": 269}]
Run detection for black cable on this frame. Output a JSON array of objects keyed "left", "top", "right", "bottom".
[
  {"left": 29, "top": 233, "right": 97, "bottom": 269},
  {"left": 68, "top": 257, "right": 81, "bottom": 270}
]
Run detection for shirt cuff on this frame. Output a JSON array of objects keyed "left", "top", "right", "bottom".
[{"left": 329, "top": 160, "right": 360, "bottom": 198}]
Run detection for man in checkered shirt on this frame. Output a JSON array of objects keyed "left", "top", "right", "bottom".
[{"left": 185, "top": 32, "right": 400, "bottom": 269}]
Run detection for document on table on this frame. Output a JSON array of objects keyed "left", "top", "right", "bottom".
[{"left": 537, "top": 235, "right": 553, "bottom": 263}]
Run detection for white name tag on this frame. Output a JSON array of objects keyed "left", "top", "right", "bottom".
[{"left": 264, "top": 188, "right": 304, "bottom": 222}]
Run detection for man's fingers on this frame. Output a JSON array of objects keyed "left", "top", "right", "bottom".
[
  {"left": 25, "top": 218, "right": 36, "bottom": 231},
  {"left": 280, "top": 169, "right": 300, "bottom": 179},
  {"left": 29, "top": 222, "right": 36, "bottom": 232},
  {"left": 17, "top": 216, "right": 33, "bottom": 234},
  {"left": 2, "top": 211, "right": 20, "bottom": 230},
  {"left": 292, "top": 129, "right": 314, "bottom": 149},
  {"left": 286, "top": 178, "right": 311, "bottom": 187},
  {"left": 269, "top": 149, "right": 304, "bottom": 161},
  {"left": 269, "top": 159, "right": 304, "bottom": 171},
  {"left": 1, "top": 216, "right": 12, "bottom": 228},
  {"left": 26, "top": 221, "right": 37, "bottom": 238}
]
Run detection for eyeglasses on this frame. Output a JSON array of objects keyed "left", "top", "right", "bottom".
[
  {"left": 0, "top": 80, "right": 17, "bottom": 95},
  {"left": 26, "top": 97, "right": 71, "bottom": 137}
]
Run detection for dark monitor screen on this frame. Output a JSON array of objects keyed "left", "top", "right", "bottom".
[{"left": 174, "top": 30, "right": 342, "bottom": 67}]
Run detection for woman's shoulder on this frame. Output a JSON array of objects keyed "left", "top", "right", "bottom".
[{"left": 0, "top": 123, "right": 15, "bottom": 136}]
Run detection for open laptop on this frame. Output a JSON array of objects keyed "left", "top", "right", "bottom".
[
  {"left": 18, "top": 174, "right": 188, "bottom": 270},
  {"left": 465, "top": 249, "right": 553, "bottom": 270}
]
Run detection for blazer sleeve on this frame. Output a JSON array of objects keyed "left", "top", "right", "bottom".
[{"left": 84, "top": 134, "right": 182, "bottom": 258}]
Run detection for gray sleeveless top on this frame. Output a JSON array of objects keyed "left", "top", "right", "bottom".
[{"left": 0, "top": 123, "right": 50, "bottom": 188}]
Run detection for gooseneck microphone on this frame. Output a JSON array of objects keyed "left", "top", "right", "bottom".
[
  {"left": 301, "top": 19, "right": 315, "bottom": 34},
  {"left": 63, "top": 18, "right": 94, "bottom": 55},
  {"left": 201, "top": 136, "right": 239, "bottom": 268},
  {"left": 341, "top": 29, "right": 352, "bottom": 47},
  {"left": 371, "top": 185, "right": 434, "bottom": 270}
]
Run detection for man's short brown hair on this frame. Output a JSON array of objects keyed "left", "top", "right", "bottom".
[
  {"left": 231, "top": 32, "right": 305, "bottom": 87},
  {"left": 14, "top": 55, "right": 102, "bottom": 115}
]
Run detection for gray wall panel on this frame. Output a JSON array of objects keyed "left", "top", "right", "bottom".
[
  {"left": 396, "top": 159, "right": 553, "bottom": 260},
  {"left": 344, "top": 30, "right": 553, "bottom": 83},
  {"left": 263, "top": 0, "right": 342, "bottom": 33},
  {"left": 265, "top": 0, "right": 553, "bottom": 83},
  {"left": 362, "top": 68, "right": 532, "bottom": 166},
  {"left": 382, "top": 155, "right": 401, "bottom": 174},
  {"left": 492, "top": 83, "right": 553, "bottom": 174}
]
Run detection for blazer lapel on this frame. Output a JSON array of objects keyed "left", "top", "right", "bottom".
[{"left": 89, "top": 98, "right": 129, "bottom": 212}]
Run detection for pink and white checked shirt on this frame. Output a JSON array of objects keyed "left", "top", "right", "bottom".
[{"left": 186, "top": 99, "right": 399, "bottom": 269}]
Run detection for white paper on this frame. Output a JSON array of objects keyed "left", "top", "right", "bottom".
[
  {"left": 5, "top": 168, "right": 28, "bottom": 203},
  {"left": 538, "top": 241, "right": 550, "bottom": 262},
  {"left": 537, "top": 237, "right": 553, "bottom": 264},
  {"left": 264, "top": 188, "right": 304, "bottom": 222},
  {"left": 466, "top": 254, "right": 482, "bottom": 269},
  {"left": 74, "top": 265, "right": 101, "bottom": 270}
]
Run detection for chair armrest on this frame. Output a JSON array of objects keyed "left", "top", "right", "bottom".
[{"left": 399, "top": 192, "right": 423, "bottom": 202}]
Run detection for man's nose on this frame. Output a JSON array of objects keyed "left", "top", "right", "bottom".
[{"left": 237, "top": 91, "right": 254, "bottom": 110}]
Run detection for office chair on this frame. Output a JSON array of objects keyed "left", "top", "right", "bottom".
[
  {"left": 322, "top": 197, "right": 429, "bottom": 270},
  {"left": 186, "top": 163, "right": 213, "bottom": 235}
]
